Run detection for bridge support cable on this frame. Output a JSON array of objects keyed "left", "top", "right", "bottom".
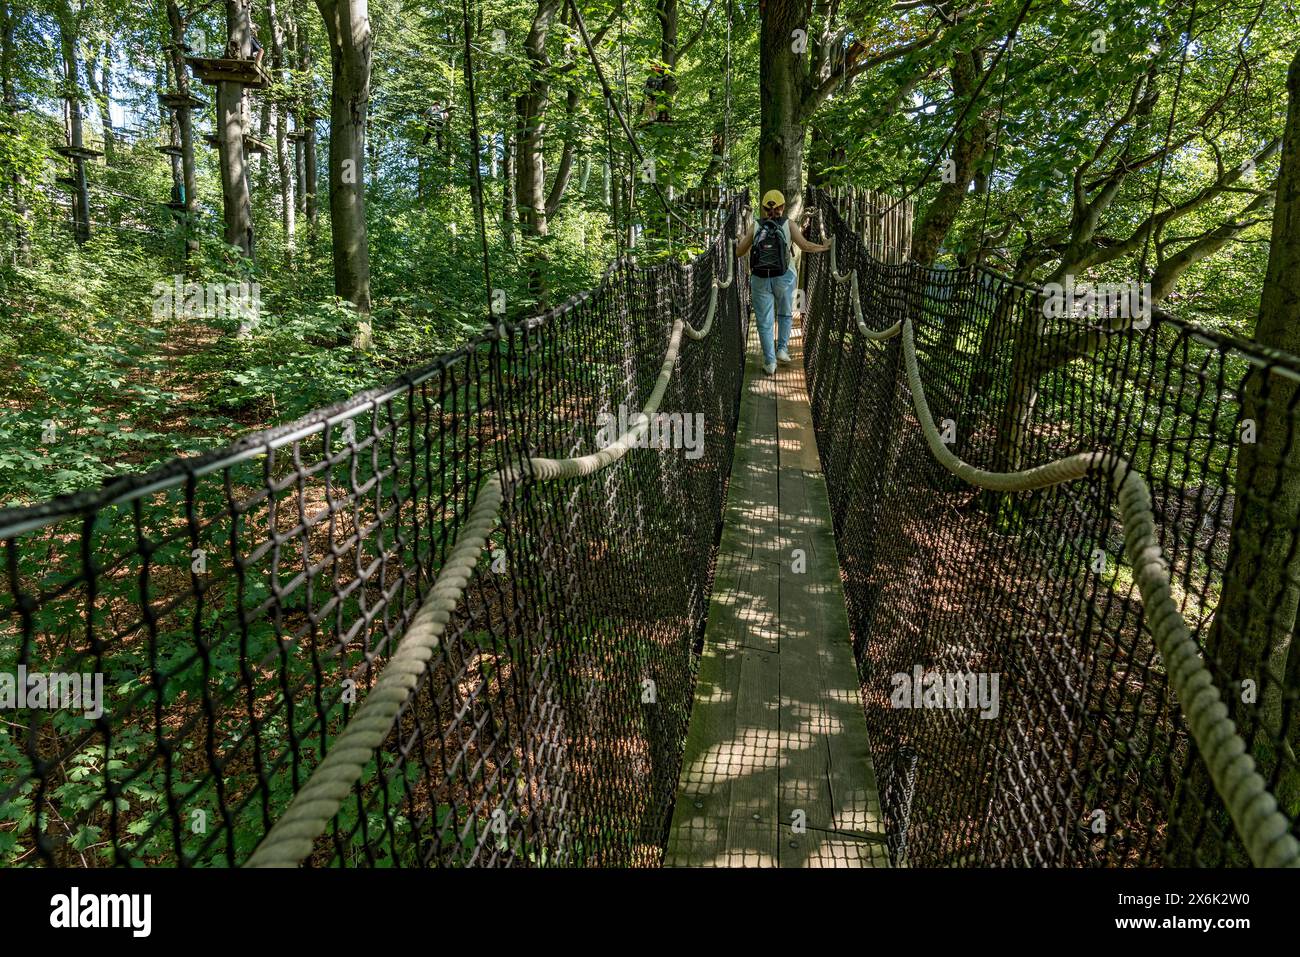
[
  {"left": 245, "top": 239, "right": 738, "bottom": 867},
  {"left": 818, "top": 206, "right": 1300, "bottom": 868},
  {"left": 565, "top": 0, "right": 705, "bottom": 241}
]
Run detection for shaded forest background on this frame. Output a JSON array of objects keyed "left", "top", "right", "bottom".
[{"left": 0, "top": 0, "right": 1293, "bottom": 506}]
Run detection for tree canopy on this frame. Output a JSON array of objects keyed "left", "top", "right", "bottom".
[{"left": 0, "top": 0, "right": 1295, "bottom": 504}]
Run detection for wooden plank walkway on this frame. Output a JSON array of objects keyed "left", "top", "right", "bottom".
[{"left": 664, "top": 318, "right": 889, "bottom": 867}]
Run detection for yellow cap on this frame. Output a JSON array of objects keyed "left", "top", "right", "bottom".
[{"left": 761, "top": 189, "right": 786, "bottom": 210}]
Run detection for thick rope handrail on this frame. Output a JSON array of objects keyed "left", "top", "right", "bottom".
[
  {"left": 680, "top": 240, "right": 735, "bottom": 344},
  {"left": 245, "top": 244, "right": 737, "bottom": 868},
  {"left": 827, "top": 248, "right": 1300, "bottom": 868},
  {"left": 829, "top": 236, "right": 901, "bottom": 342}
]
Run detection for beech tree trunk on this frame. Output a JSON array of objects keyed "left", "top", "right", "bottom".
[
  {"left": 1211, "top": 47, "right": 1300, "bottom": 755},
  {"left": 217, "top": 0, "right": 254, "bottom": 256},
  {"left": 256, "top": 89, "right": 272, "bottom": 194},
  {"left": 806, "top": 123, "right": 841, "bottom": 188},
  {"left": 758, "top": 0, "right": 805, "bottom": 218},
  {"left": 268, "top": 0, "right": 296, "bottom": 261},
  {"left": 910, "top": 50, "right": 990, "bottom": 264},
  {"left": 697, "top": 84, "right": 726, "bottom": 188},
  {"left": 295, "top": 129, "right": 306, "bottom": 214},
  {"left": 502, "top": 128, "right": 515, "bottom": 250},
  {"left": 86, "top": 41, "right": 115, "bottom": 166},
  {"left": 515, "top": 0, "right": 560, "bottom": 239},
  {"left": 514, "top": 0, "right": 560, "bottom": 299},
  {"left": 166, "top": 0, "right": 199, "bottom": 258},
  {"left": 643, "top": 0, "right": 677, "bottom": 122},
  {"left": 316, "top": 0, "right": 372, "bottom": 320},
  {"left": 0, "top": 1, "right": 29, "bottom": 262},
  {"left": 297, "top": 4, "right": 319, "bottom": 234},
  {"left": 57, "top": 10, "right": 90, "bottom": 244},
  {"left": 1170, "top": 48, "right": 1300, "bottom": 863}
]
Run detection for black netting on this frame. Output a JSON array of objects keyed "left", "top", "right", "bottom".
[
  {"left": 805, "top": 186, "right": 1300, "bottom": 867},
  {"left": 9, "top": 179, "right": 1295, "bottom": 870},
  {"left": 0, "top": 197, "right": 750, "bottom": 867}
]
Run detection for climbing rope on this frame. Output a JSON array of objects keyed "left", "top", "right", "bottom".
[
  {"left": 565, "top": 0, "right": 705, "bottom": 242},
  {"left": 825, "top": 225, "right": 1300, "bottom": 868},
  {"left": 883, "top": 0, "right": 1034, "bottom": 219}
]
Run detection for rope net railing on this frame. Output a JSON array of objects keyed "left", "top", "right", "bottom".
[
  {"left": 0, "top": 196, "right": 750, "bottom": 867},
  {"left": 805, "top": 185, "right": 1300, "bottom": 867}
]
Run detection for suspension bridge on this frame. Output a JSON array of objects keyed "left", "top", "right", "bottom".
[{"left": 1, "top": 188, "right": 1298, "bottom": 868}]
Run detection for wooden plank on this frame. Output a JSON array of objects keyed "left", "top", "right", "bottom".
[
  {"left": 801, "top": 471, "right": 843, "bottom": 571},
  {"left": 664, "top": 639, "right": 740, "bottom": 867},
  {"left": 665, "top": 324, "right": 782, "bottom": 866},
  {"left": 53, "top": 145, "right": 101, "bottom": 160},
  {"left": 781, "top": 829, "right": 891, "bottom": 868},
  {"left": 185, "top": 56, "right": 271, "bottom": 88},
  {"left": 720, "top": 816, "right": 778, "bottom": 868},
  {"left": 664, "top": 643, "right": 779, "bottom": 866},
  {"left": 792, "top": 474, "right": 886, "bottom": 837},
  {"left": 775, "top": 324, "right": 889, "bottom": 860},
  {"left": 777, "top": 547, "right": 835, "bottom": 832},
  {"left": 717, "top": 330, "right": 778, "bottom": 563},
  {"left": 747, "top": 326, "right": 781, "bottom": 569},
  {"left": 774, "top": 364, "right": 821, "bottom": 474},
  {"left": 667, "top": 315, "right": 886, "bottom": 867},
  {"left": 159, "top": 91, "right": 207, "bottom": 110},
  {"left": 707, "top": 551, "right": 780, "bottom": 654},
  {"left": 724, "top": 646, "right": 781, "bottom": 863}
]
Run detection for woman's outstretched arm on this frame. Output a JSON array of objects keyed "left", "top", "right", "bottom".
[
  {"left": 790, "top": 220, "right": 830, "bottom": 253},
  {"left": 736, "top": 218, "right": 754, "bottom": 257}
]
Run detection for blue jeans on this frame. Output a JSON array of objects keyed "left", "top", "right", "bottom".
[{"left": 750, "top": 266, "right": 796, "bottom": 366}]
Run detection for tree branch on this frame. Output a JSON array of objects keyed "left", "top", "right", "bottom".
[
  {"left": 1074, "top": 136, "right": 1282, "bottom": 272},
  {"left": 800, "top": 31, "right": 936, "bottom": 119},
  {"left": 676, "top": 0, "right": 718, "bottom": 58}
]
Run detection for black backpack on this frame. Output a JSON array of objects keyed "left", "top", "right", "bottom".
[{"left": 751, "top": 218, "right": 788, "bottom": 278}]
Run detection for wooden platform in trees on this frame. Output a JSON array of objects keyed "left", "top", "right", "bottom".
[
  {"left": 53, "top": 145, "right": 102, "bottom": 161},
  {"left": 184, "top": 56, "right": 271, "bottom": 89},
  {"left": 202, "top": 133, "right": 271, "bottom": 154},
  {"left": 664, "top": 319, "right": 889, "bottom": 868},
  {"left": 159, "top": 91, "right": 207, "bottom": 110},
  {"left": 681, "top": 186, "right": 726, "bottom": 208}
]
